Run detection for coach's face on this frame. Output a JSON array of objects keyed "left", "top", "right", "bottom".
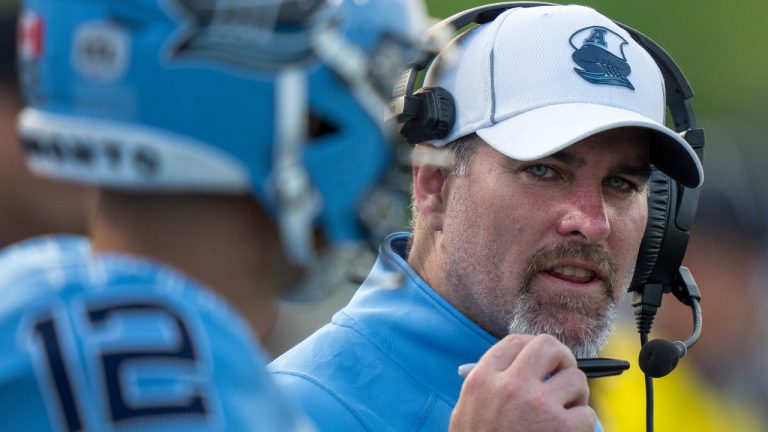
[{"left": 416, "top": 128, "right": 650, "bottom": 357}]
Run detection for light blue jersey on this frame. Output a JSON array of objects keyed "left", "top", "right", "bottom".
[
  {"left": 270, "top": 232, "right": 603, "bottom": 431},
  {"left": 0, "top": 236, "right": 312, "bottom": 432}
]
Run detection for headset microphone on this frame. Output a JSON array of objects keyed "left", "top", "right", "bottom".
[
  {"left": 635, "top": 267, "right": 703, "bottom": 378},
  {"left": 638, "top": 298, "right": 702, "bottom": 378},
  {"left": 639, "top": 339, "right": 686, "bottom": 378}
]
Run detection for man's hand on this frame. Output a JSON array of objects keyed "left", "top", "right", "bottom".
[{"left": 450, "top": 334, "right": 595, "bottom": 432}]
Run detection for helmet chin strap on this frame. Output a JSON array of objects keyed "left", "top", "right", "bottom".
[{"left": 273, "top": 66, "right": 321, "bottom": 266}]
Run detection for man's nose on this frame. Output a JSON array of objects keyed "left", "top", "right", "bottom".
[{"left": 555, "top": 187, "right": 611, "bottom": 243}]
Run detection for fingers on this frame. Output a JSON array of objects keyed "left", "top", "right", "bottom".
[
  {"left": 508, "top": 334, "right": 588, "bottom": 409},
  {"left": 451, "top": 334, "right": 596, "bottom": 432},
  {"left": 544, "top": 366, "right": 590, "bottom": 408},
  {"left": 510, "top": 334, "right": 578, "bottom": 381},
  {"left": 469, "top": 333, "right": 578, "bottom": 383},
  {"left": 562, "top": 405, "right": 598, "bottom": 431},
  {"left": 471, "top": 333, "right": 535, "bottom": 376},
  {"left": 452, "top": 333, "right": 594, "bottom": 432}
]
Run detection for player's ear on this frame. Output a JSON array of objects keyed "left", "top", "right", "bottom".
[{"left": 412, "top": 148, "right": 450, "bottom": 232}]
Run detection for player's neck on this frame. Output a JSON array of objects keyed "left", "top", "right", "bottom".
[{"left": 90, "top": 190, "right": 300, "bottom": 342}]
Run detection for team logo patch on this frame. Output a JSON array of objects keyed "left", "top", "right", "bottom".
[
  {"left": 570, "top": 26, "right": 634, "bottom": 90},
  {"left": 72, "top": 21, "right": 131, "bottom": 81}
]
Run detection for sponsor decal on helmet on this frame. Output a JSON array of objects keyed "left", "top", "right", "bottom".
[{"left": 72, "top": 21, "right": 131, "bottom": 81}]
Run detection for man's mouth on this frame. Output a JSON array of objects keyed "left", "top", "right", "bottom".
[{"left": 546, "top": 265, "right": 598, "bottom": 284}]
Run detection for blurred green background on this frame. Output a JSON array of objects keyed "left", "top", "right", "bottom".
[{"left": 425, "top": 0, "right": 768, "bottom": 198}]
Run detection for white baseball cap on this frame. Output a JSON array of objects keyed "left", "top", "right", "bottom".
[{"left": 423, "top": 5, "right": 703, "bottom": 188}]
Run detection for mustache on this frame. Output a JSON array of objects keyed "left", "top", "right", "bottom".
[{"left": 521, "top": 242, "right": 618, "bottom": 302}]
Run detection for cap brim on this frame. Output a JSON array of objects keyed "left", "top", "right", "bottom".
[{"left": 476, "top": 103, "right": 703, "bottom": 188}]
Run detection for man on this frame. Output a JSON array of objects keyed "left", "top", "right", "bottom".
[
  {"left": 0, "top": 0, "right": 427, "bottom": 430},
  {"left": 270, "top": 4, "right": 703, "bottom": 432},
  {"left": 0, "top": 2, "right": 93, "bottom": 246}
]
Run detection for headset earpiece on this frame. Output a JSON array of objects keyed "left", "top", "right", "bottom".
[
  {"left": 631, "top": 169, "right": 674, "bottom": 289},
  {"left": 400, "top": 87, "right": 456, "bottom": 144},
  {"left": 619, "top": 27, "right": 704, "bottom": 292}
]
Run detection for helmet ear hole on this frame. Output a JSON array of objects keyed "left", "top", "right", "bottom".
[{"left": 308, "top": 112, "right": 338, "bottom": 139}]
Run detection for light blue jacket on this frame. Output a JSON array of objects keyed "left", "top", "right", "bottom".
[{"left": 271, "top": 232, "right": 603, "bottom": 431}]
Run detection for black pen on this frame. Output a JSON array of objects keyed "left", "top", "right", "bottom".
[{"left": 458, "top": 357, "right": 630, "bottom": 379}]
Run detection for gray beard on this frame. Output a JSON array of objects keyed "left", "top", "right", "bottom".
[
  {"left": 507, "top": 242, "right": 624, "bottom": 358},
  {"left": 507, "top": 290, "right": 619, "bottom": 358}
]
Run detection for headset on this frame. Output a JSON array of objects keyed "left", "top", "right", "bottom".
[{"left": 392, "top": 3, "right": 705, "bottom": 431}]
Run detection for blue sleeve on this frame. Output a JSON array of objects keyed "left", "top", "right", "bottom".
[{"left": 272, "top": 371, "right": 370, "bottom": 432}]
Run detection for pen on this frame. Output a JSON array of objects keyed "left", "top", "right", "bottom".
[{"left": 458, "top": 357, "right": 630, "bottom": 379}]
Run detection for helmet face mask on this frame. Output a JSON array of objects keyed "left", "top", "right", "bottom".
[
  {"left": 167, "top": 0, "right": 321, "bottom": 70},
  {"left": 17, "top": 0, "right": 429, "bottom": 270}
]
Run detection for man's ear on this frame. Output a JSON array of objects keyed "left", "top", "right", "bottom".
[{"left": 412, "top": 162, "right": 448, "bottom": 232}]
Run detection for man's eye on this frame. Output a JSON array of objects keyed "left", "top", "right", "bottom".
[
  {"left": 606, "top": 176, "right": 633, "bottom": 191},
  {"left": 526, "top": 164, "right": 554, "bottom": 179}
]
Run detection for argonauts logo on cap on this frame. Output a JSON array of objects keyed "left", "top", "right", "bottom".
[{"left": 570, "top": 26, "right": 634, "bottom": 90}]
